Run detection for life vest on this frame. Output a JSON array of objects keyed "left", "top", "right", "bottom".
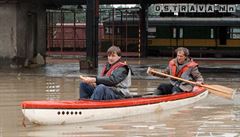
[
  {"left": 100, "top": 61, "right": 127, "bottom": 76},
  {"left": 169, "top": 59, "right": 198, "bottom": 78},
  {"left": 168, "top": 58, "right": 200, "bottom": 92},
  {"left": 100, "top": 61, "right": 131, "bottom": 96}
]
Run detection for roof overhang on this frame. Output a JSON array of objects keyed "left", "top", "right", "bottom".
[
  {"left": 104, "top": 17, "right": 240, "bottom": 26},
  {"left": 149, "top": 17, "right": 240, "bottom": 26},
  {"left": 41, "top": 0, "right": 240, "bottom": 6}
]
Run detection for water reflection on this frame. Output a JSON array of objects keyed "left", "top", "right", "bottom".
[{"left": 193, "top": 105, "right": 240, "bottom": 137}]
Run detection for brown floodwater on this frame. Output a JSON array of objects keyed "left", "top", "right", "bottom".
[{"left": 0, "top": 60, "right": 240, "bottom": 137}]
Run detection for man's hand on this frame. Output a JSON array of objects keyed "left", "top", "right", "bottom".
[
  {"left": 80, "top": 75, "right": 96, "bottom": 84},
  {"left": 196, "top": 81, "right": 203, "bottom": 86},
  {"left": 89, "top": 83, "right": 96, "bottom": 87}
]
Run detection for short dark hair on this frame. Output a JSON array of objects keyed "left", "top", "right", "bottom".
[
  {"left": 107, "top": 45, "right": 121, "bottom": 56},
  {"left": 175, "top": 47, "right": 189, "bottom": 57}
]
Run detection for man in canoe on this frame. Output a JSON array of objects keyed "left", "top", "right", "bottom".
[
  {"left": 79, "top": 45, "right": 132, "bottom": 100},
  {"left": 154, "top": 47, "right": 204, "bottom": 95}
]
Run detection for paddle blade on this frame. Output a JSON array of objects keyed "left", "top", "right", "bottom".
[
  {"left": 206, "top": 85, "right": 237, "bottom": 99},
  {"left": 210, "top": 85, "right": 235, "bottom": 92}
]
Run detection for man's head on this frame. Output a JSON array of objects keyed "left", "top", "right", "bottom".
[
  {"left": 107, "top": 45, "right": 121, "bottom": 64},
  {"left": 175, "top": 47, "right": 189, "bottom": 64}
]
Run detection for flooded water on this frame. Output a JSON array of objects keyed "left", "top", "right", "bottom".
[{"left": 1, "top": 59, "right": 240, "bottom": 137}]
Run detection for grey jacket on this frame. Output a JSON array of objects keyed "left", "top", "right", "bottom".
[
  {"left": 163, "top": 58, "right": 204, "bottom": 92},
  {"left": 96, "top": 62, "right": 131, "bottom": 96}
]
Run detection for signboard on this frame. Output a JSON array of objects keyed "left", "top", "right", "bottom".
[{"left": 154, "top": 4, "right": 236, "bottom": 13}]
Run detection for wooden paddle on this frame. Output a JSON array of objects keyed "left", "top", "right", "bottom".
[{"left": 147, "top": 67, "right": 236, "bottom": 99}]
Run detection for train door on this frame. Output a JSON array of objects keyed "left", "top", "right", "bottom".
[
  {"left": 170, "top": 27, "right": 177, "bottom": 57},
  {"left": 219, "top": 26, "right": 227, "bottom": 45},
  {"left": 169, "top": 27, "right": 183, "bottom": 57},
  {"left": 177, "top": 27, "right": 184, "bottom": 47},
  {"left": 171, "top": 27, "right": 177, "bottom": 46},
  {"left": 171, "top": 27, "right": 184, "bottom": 46}
]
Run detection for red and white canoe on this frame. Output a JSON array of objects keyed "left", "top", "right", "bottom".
[{"left": 21, "top": 89, "right": 208, "bottom": 125}]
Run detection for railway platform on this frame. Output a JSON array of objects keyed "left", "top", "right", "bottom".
[{"left": 1, "top": 55, "right": 239, "bottom": 81}]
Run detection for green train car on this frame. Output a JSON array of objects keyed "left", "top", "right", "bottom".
[{"left": 102, "top": 17, "right": 240, "bottom": 57}]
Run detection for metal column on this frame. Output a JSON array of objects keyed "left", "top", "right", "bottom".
[
  {"left": 140, "top": 2, "right": 149, "bottom": 57},
  {"left": 86, "top": 0, "right": 99, "bottom": 68}
]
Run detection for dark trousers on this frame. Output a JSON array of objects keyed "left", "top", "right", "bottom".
[
  {"left": 79, "top": 83, "right": 121, "bottom": 100},
  {"left": 154, "top": 83, "right": 182, "bottom": 95}
]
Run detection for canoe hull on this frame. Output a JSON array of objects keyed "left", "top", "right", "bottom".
[{"left": 22, "top": 91, "right": 208, "bottom": 125}]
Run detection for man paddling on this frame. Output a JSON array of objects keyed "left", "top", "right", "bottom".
[
  {"left": 79, "top": 45, "right": 132, "bottom": 100},
  {"left": 154, "top": 47, "right": 204, "bottom": 95}
]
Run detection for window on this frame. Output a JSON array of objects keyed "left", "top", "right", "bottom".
[
  {"left": 148, "top": 27, "right": 156, "bottom": 38},
  {"left": 210, "top": 28, "right": 214, "bottom": 39},
  {"left": 179, "top": 28, "right": 183, "bottom": 38},
  {"left": 230, "top": 27, "right": 240, "bottom": 39},
  {"left": 173, "top": 28, "right": 177, "bottom": 38},
  {"left": 117, "top": 27, "right": 120, "bottom": 34}
]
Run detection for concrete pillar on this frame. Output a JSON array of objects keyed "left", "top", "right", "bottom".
[
  {"left": 16, "top": 2, "right": 46, "bottom": 65},
  {"left": 0, "top": 1, "right": 46, "bottom": 67},
  {"left": 0, "top": 3, "right": 17, "bottom": 64}
]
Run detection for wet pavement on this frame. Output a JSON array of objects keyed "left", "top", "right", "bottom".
[
  {"left": 21, "top": 57, "right": 240, "bottom": 77},
  {"left": 43, "top": 57, "right": 240, "bottom": 84},
  {"left": 0, "top": 57, "right": 240, "bottom": 137}
]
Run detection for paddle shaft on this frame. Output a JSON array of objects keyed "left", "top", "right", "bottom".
[{"left": 147, "top": 67, "right": 234, "bottom": 99}]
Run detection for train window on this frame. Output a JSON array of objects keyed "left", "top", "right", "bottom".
[
  {"left": 210, "top": 28, "right": 214, "bottom": 39},
  {"left": 179, "top": 28, "right": 183, "bottom": 38},
  {"left": 148, "top": 27, "right": 156, "bottom": 38},
  {"left": 117, "top": 27, "right": 120, "bottom": 34},
  {"left": 230, "top": 27, "right": 240, "bottom": 39},
  {"left": 173, "top": 28, "right": 177, "bottom": 38},
  {"left": 148, "top": 27, "right": 156, "bottom": 33}
]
